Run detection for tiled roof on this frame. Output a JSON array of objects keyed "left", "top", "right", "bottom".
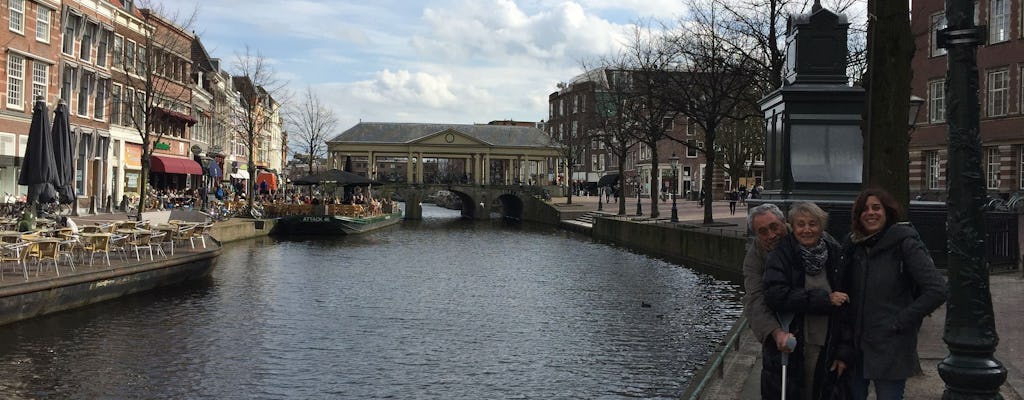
[{"left": 329, "top": 122, "right": 555, "bottom": 148}]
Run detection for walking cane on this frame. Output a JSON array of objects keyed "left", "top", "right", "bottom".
[{"left": 777, "top": 313, "right": 797, "bottom": 399}]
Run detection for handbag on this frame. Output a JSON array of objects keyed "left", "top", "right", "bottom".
[{"left": 817, "top": 369, "right": 849, "bottom": 400}]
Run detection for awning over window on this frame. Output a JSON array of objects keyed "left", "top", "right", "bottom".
[
  {"left": 230, "top": 170, "right": 250, "bottom": 180},
  {"left": 150, "top": 155, "right": 203, "bottom": 175},
  {"left": 152, "top": 107, "right": 198, "bottom": 126}
]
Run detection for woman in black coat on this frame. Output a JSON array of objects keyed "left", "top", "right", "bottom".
[
  {"left": 843, "top": 188, "right": 946, "bottom": 400},
  {"left": 764, "top": 202, "right": 852, "bottom": 400}
]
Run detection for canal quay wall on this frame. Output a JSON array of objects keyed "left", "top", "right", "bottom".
[{"left": 209, "top": 218, "right": 276, "bottom": 243}]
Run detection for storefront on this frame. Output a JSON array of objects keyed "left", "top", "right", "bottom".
[
  {"left": 124, "top": 144, "right": 143, "bottom": 196},
  {"left": 148, "top": 154, "right": 203, "bottom": 190}
]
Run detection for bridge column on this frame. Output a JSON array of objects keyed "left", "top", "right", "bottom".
[
  {"left": 402, "top": 190, "right": 423, "bottom": 220},
  {"left": 520, "top": 155, "right": 527, "bottom": 184},
  {"left": 413, "top": 152, "right": 421, "bottom": 184},
  {"left": 368, "top": 151, "right": 375, "bottom": 179},
  {"left": 482, "top": 154, "right": 490, "bottom": 185},
  {"left": 406, "top": 153, "right": 413, "bottom": 183}
]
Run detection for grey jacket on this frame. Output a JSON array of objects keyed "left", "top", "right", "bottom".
[
  {"left": 845, "top": 223, "right": 947, "bottom": 380},
  {"left": 742, "top": 242, "right": 781, "bottom": 342}
]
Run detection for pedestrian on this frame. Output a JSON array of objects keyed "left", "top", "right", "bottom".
[
  {"left": 764, "top": 202, "right": 852, "bottom": 399},
  {"left": 699, "top": 189, "right": 706, "bottom": 207},
  {"left": 742, "top": 204, "right": 797, "bottom": 399},
  {"left": 843, "top": 188, "right": 946, "bottom": 400},
  {"left": 728, "top": 189, "right": 739, "bottom": 215}
]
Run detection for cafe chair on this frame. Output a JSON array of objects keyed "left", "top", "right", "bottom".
[
  {"left": 31, "top": 241, "right": 61, "bottom": 277},
  {"left": 127, "top": 232, "right": 154, "bottom": 261},
  {"left": 0, "top": 241, "right": 32, "bottom": 280},
  {"left": 148, "top": 231, "right": 169, "bottom": 258},
  {"left": 190, "top": 223, "right": 213, "bottom": 249},
  {"left": 83, "top": 235, "right": 112, "bottom": 266}
]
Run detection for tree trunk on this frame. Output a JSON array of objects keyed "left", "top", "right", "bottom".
[
  {"left": 248, "top": 140, "right": 256, "bottom": 209},
  {"left": 864, "top": 0, "right": 913, "bottom": 211},
  {"left": 618, "top": 158, "right": 627, "bottom": 215},
  {"left": 649, "top": 146, "right": 659, "bottom": 219},
  {"left": 703, "top": 135, "right": 717, "bottom": 225}
]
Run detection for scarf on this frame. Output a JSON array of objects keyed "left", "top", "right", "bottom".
[{"left": 799, "top": 238, "right": 828, "bottom": 276}]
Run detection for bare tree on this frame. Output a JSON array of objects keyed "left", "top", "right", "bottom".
[
  {"left": 716, "top": 112, "right": 765, "bottom": 190},
  {"left": 662, "top": 2, "right": 763, "bottom": 224},
  {"left": 287, "top": 86, "right": 337, "bottom": 175},
  {"left": 584, "top": 68, "right": 639, "bottom": 215},
  {"left": 229, "top": 46, "right": 286, "bottom": 210},
  {"left": 112, "top": 3, "right": 198, "bottom": 219}
]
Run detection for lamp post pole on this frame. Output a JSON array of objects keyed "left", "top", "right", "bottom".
[
  {"left": 597, "top": 185, "right": 603, "bottom": 212},
  {"left": 670, "top": 153, "right": 679, "bottom": 223},
  {"left": 937, "top": 0, "right": 1007, "bottom": 397},
  {"left": 635, "top": 182, "right": 642, "bottom": 216}
]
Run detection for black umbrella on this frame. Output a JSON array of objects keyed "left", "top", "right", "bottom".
[
  {"left": 17, "top": 96, "right": 59, "bottom": 205},
  {"left": 51, "top": 100, "right": 75, "bottom": 204}
]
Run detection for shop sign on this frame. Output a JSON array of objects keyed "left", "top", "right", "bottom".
[{"left": 155, "top": 142, "right": 171, "bottom": 151}]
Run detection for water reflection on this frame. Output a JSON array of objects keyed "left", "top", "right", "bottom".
[{"left": 0, "top": 205, "right": 741, "bottom": 399}]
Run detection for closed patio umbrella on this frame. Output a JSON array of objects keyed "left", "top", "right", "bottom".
[
  {"left": 51, "top": 100, "right": 76, "bottom": 204},
  {"left": 17, "top": 96, "right": 59, "bottom": 206}
]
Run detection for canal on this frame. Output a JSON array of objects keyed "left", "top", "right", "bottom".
[{"left": 0, "top": 205, "right": 742, "bottom": 399}]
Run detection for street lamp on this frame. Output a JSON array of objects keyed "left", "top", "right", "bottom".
[
  {"left": 635, "top": 180, "right": 643, "bottom": 216},
  {"left": 937, "top": 2, "right": 1007, "bottom": 397},
  {"left": 670, "top": 153, "right": 679, "bottom": 222}
]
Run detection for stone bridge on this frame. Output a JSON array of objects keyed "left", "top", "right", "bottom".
[{"left": 381, "top": 183, "right": 553, "bottom": 221}]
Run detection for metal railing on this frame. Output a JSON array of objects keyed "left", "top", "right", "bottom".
[{"left": 681, "top": 316, "right": 749, "bottom": 400}]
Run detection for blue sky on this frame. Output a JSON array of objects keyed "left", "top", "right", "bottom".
[{"left": 151, "top": 0, "right": 688, "bottom": 133}]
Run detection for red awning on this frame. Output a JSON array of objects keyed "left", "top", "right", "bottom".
[
  {"left": 150, "top": 155, "right": 203, "bottom": 175},
  {"left": 152, "top": 107, "right": 198, "bottom": 126}
]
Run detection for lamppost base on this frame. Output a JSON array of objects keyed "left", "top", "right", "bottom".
[
  {"left": 671, "top": 194, "right": 678, "bottom": 222},
  {"left": 938, "top": 354, "right": 1006, "bottom": 398}
]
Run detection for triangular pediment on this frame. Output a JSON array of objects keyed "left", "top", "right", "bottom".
[{"left": 411, "top": 129, "right": 492, "bottom": 146}]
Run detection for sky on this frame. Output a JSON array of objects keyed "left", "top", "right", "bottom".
[{"left": 150, "top": 0, "right": 689, "bottom": 136}]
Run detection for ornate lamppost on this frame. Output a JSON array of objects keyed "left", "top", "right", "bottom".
[
  {"left": 936, "top": 1, "right": 1007, "bottom": 397},
  {"left": 670, "top": 153, "right": 679, "bottom": 223}
]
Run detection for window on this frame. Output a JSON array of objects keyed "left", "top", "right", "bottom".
[
  {"left": 930, "top": 13, "right": 946, "bottom": 57},
  {"left": 112, "top": 35, "right": 123, "bottom": 68},
  {"left": 80, "top": 22, "right": 96, "bottom": 62},
  {"left": 683, "top": 166, "right": 691, "bottom": 177},
  {"left": 138, "top": 46, "right": 146, "bottom": 74},
  {"left": 987, "top": 146, "right": 1001, "bottom": 189},
  {"left": 598, "top": 154, "right": 605, "bottom": 170},
  {"left": 62, "top": 14, "right": 79, "bottom": 55},
  {"left": 31, "top": 61, "right": 46, "bottom": 99},
  {"left": 97, "top": 29, "right": 111, "bottom": 67},
  {"left": 124, "top": 87, "right": 135, "bottom": 126},
  {"left": 592, "top": 154, "right": 598, "bottom": 171},
  {"left": 6, "top": 53, "right": 24, "bottom": 109},
  {"left": 987, "top": 68, "right": 1009, "bottom": 117},
  {"left": 94, "top": 78, "right": 107, "bottom": 119},
  {"left": 77, "top": 72, "right": 92, "bottom": 116},
  {"left": 9, "top": 0, "right": 24, "bottom": 33},
  {"left": 663, "top": 117, "right": 674, "bottom": 131},
  {"left": 929, "top": 79, "right": 945, "bottom": 123},
  {"left": 110, "top": 84, "right": 121, "bottom": 125},
  {"left": 1020, "top": 146, "right": 1024, "bottom": 189},
  {"left": 60, "top": 65, "right": 75, "bottom": 104},
  {"left": 571, "top": 120, "right": 577, "bottom": 138},
  {"left": 926, "top": 150, "right": 940, "bottom": 189},
  {"left": 990, "top": 0, "right": 1009, "bottom": 43},
  {"left": 686, "top": 139, "right": 698, "bottom": 158},
  {"left": 125, "top": 40, "right": 136, "bottom": 73},
  {"left": 35, "top": 5, "right": 50, "bottom": 42},
  {"left": 591, "top": 138, "right": 599, "bottom": 150}
]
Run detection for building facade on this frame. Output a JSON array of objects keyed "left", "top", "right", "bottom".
[
  {"left": 1, "top": 0, "right": 287, "bottom": 208},
  {"left": 547, "top": 68, "right": 759, "bottom": 199},
  {"left": 910, "top": 0, "right": 1024, "bottom": 201}
]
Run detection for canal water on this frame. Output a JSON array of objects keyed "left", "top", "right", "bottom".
[{"left": 0, "top": 205, "right": 742, "bottom": 399}]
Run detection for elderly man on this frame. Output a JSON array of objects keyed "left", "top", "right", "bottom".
[{"left": 742, "top": 203, "right": 795, "bottom": 398}]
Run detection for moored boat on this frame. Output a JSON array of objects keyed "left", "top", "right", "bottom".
[{"left": 264, "top": 203, "right": 402, "bottom": 236}]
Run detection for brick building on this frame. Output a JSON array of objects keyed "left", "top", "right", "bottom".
[{"left": 910, "top": 0, "right": 1024, "bottom": 201}]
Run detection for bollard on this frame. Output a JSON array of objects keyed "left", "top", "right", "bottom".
[{"left": 88, "top": 195, "right": 97, "bottom": 215}]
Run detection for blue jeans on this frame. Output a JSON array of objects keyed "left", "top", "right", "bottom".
[{"left": 848, "top": 372, "right": 906, "bottom": 400}]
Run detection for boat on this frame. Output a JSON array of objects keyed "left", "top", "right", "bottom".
[{"left": 265, "top": 203, "right": 402, "bottom": 235}]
